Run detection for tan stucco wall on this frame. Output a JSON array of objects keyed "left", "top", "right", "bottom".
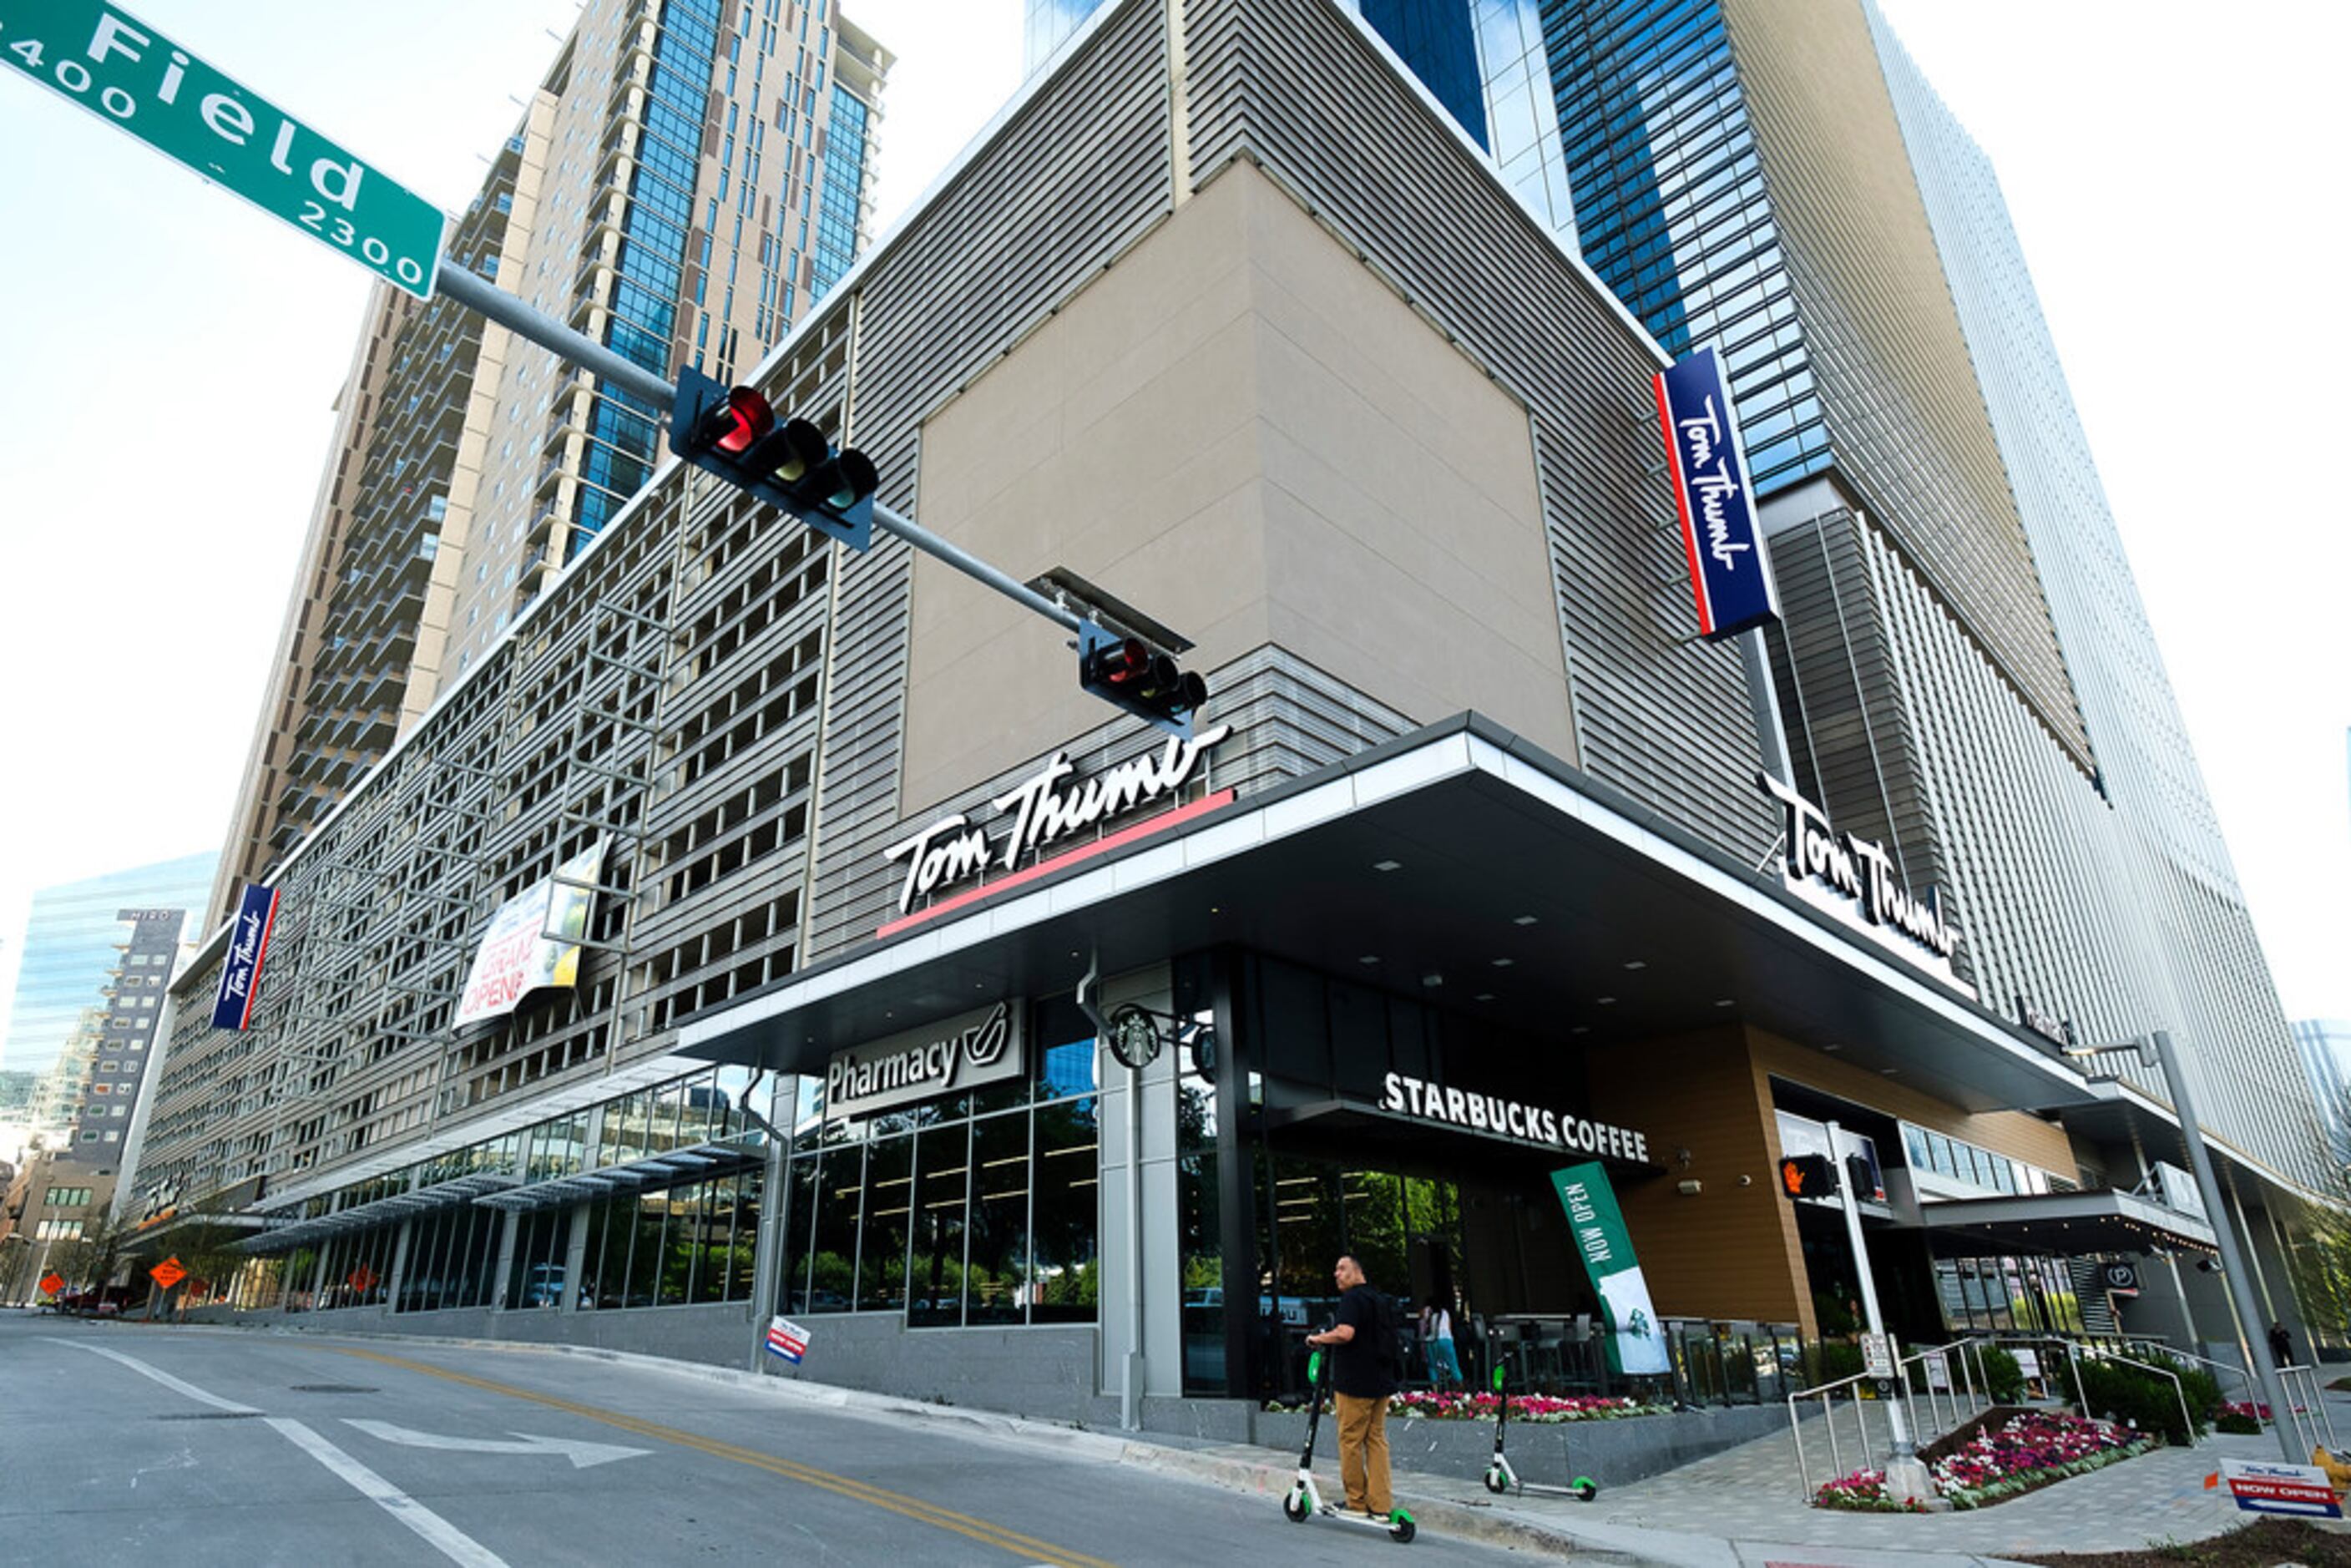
[{"left": 902, "top": 162, "right": 1575, "bottom": 815}]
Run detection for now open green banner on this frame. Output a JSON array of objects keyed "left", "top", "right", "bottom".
[
  {"left": 0, "top": 0, "right": 445, "bottom": 297},
  {"left": 1551, "top": 1162, "right": 1671, "bottom": 1375}
]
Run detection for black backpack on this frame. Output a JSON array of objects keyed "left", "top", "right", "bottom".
[{"left": 1373, "top": 1292, "right": 1408, "bottom": 1383}]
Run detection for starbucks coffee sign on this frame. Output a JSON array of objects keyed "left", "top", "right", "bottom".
[
  {"left": 1760, "top": 773, "right": 1975, "bottom": 999},
  {"left": 1380, "top": 1072, "right": 1651, "bottom": 1165},
  {"left": 825, "top": 1000, "right": 1023, "bottom": 1120}
]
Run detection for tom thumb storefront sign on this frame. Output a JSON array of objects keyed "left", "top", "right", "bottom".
[
  {"left": 824, "top": 1001, "right": 1024, "bottom": 1120},
  {"left": 1760, "top": 773, "right": 1974, "bottom": 999},
  {"left": 883, "top": 726, "right": 1230, "bottom": 915}
]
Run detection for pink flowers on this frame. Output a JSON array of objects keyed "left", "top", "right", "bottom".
[
  {"left": 1813, "top": 1469, "right": 1929, "bottom": 1512},
  {"left": 1924, "top": 1410, "right": 2150, "bottom": 1507},
  {"left": 2221, "top": 1400, "right": 2272, "bottom": 1421},
  {"left": 1388, "top": 1391, "right": 1667, "bottom": 1424},
  {"left": 1265, "top": 1390, "right": 1671, "bottom": 1422},
  {"left": 1814, "top": 1412, "right": 2151, "bottom": 1510}
]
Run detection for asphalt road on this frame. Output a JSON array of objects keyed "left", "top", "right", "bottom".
[{"left": 0, "top": 1313, "right": 1534, "bottom": 1565}]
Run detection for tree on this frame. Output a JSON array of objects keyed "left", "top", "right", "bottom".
[
  {"left": 51, "top": 1210, "right": 126, "bottom": 1297},
  {"left": 171, "top": 1199, "right": 261, "bottom": 1313},
  {"left": 2283, "top": 1195, "right": 2351, "bottom": 1348}
]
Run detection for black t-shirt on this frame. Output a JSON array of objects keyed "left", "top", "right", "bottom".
[{"left": 1332, "top": 1284, "right": 1398, "bottom": 1399}]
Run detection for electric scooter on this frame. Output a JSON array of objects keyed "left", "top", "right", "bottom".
[
  {"left": 1282, "top": 1345, "right": 1418, "bottom": 1543},
  {"left": 1482, "top": 1363, "right": 1599, "bottom": 1501}
]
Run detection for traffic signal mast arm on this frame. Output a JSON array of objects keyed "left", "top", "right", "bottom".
[{"left": 435, "top": 262, "right": 1208, "bottom": 736}]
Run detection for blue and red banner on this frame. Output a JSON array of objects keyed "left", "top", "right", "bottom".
[
  {"left": 210, "top": 883, "right": 280, "bottom": 1030},
  {"left": 766, "top": 1316, "right": 810, "bottom": 1364},
  {"left": 1653, "top": 346, "right": 1782, "bottom": 640}
]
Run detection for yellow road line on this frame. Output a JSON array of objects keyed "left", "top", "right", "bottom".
[{"left": 328, "top": 1344, "right": 1116, "bottom": 1568}]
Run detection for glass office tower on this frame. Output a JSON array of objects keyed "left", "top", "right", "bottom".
[{"left": 1025, "top": 0, "right": 2326, "bottom": 1191}]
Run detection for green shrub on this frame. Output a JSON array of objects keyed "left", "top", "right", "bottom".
[
  {"left": 1980, "top": 1347, "right": 2025, "bottom": 1404},
  {"left": 2076, "top": 1358, "right": 2203, "bottom": 1444},
  {"left": 1813, "top": 1342, "right": 1863, "bottom": 1386},
  {"left": 2215, "top": 1411, "right": 2263, "bottom": 1435}
]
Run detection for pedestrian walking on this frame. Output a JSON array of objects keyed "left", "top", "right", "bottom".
[
  {"left": 1419, "top": 1297, "right": 1462, "bottom": 1390},
  {"left": 2269, "top": 1320, "right": 2295, "bottom": 1368},
  {"left": 1306, "top": 1253, "right": 1400, "bottom": 1520}
]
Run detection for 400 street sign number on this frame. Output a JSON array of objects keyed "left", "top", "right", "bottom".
[{"left": 0, "top": 0, "right": 446, "bottom": 298}]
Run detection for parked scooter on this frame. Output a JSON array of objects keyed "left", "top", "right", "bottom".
[
  {"left": 1483, "top": 1363, "right": 1599, "bottom": 1501},
  {"left": 1282, "top": 1346, "right": 1418, "bottom": 1543}
]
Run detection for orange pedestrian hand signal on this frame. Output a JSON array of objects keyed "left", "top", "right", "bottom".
[{"left": 1777, "top": 1155, "right": 1833, "bottom": 1200}]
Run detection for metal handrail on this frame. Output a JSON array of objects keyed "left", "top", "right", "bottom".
[
  {"left": 2141, "top": 1343, "right": 2254, "bottom": 1399},
  {"left": 2083, "top": 1348, "right": 2197, "bottom": 1449},
  {"left": 1787, "top": 1363, "right": 1899, "bottom": 1502},
  {"left": 1898, "top": 1338, "right": 1995, "bottom": 1444},
  {"left": 1787, "top": 1337, "right": 2000, "bottom": 1502},
  {"left": 2273, "top": 1363, "right": 2340, "bottom": 1458}
]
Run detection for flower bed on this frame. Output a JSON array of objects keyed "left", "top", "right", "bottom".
[
  {"left": 1261, "top": 1390, "right": 1671, "bottom": 1422},
  {"left": 1813, "top": 1410, "right": 2155, "bottom": 1511},
  {"left": 1927, "top": 1410, "right": 2154, "bottom": 1510}
]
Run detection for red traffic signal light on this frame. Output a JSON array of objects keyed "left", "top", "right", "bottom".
[
  {"left": 1778, "top": 1154, "right": 1834, "bottom": 1200},
  {"left": 1079, "top": 622, "right": 1208, "bottom": 740},
  {"left": 691, "top": 384, "right": 775, "bottom": 456},
  {"left": 670, "top": 368, "right": 877, "bottom": 549}
]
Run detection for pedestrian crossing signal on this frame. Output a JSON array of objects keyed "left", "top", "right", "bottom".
[{"left": 1778, "top": 1154, "right": 1834, "bottom": 1200}]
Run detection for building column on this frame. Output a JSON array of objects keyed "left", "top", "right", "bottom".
[
  {"left": 488, "top": 1207, "right": 522, "bottom": 1322},
  {"left": 1211, "top": 948, "right": 1256, "bottom": 1402},
  {"left": 2227, "top": 1176, "right": 2281, "bottom": 1324},
  {"left": 384, "top": 1220, "right": 413, "bottom": 1320},
  {"left": 748, "top": 1075, "right": 796, "bottom": 1370},
  {"left": 1098, "top": 968, "right": 1184, "bottom": 1429},
  {"left": 307, "top": 1240, "right": 332, "bottom": 1313},
  {"left": 559, "top": 1203, "right": 592, "bottom": 1316}
]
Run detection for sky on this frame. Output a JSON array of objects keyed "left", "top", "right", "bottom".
[{"left": 0, "top": 1, "right": 2343, "bottom": 1044}]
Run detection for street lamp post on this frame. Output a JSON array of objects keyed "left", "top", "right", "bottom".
[{"left": 2071, "top": 1029, "right": 2301, "bottom": 1464}]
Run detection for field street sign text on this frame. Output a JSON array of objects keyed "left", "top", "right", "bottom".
[{"left": 0, "top": 0, "right": 447, "bottom": 297}]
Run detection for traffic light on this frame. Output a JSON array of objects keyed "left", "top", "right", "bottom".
[
  {"left": 669, "top": 367, "right": 878, "bottom": 549},
  {"left": 1078, "top": 620, "right": 1209, "bottom": 740},
  {"left": 1777, "top": 1153, "right": 1834, "bottom": 1200}
]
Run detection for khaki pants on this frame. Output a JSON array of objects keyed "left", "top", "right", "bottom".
[{"left": 1334, "top": 1391, "right": 1393, "bottom": 1515}]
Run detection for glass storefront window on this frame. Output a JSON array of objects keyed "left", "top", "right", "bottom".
[
  {"left": 1030, "top": 1093, "right": 1099, "bottom": 1323},
  {"left": 967, "top": 1110, "right": 1030, "bottom": 1325},
  {"left": 508, "top": 1206, "right": 570, "bottom": 1308},
  {"left": 776, "top": 994, "right": 1103, "bottom": 1328},
  {"left": 909, "top": 1123, "right": 969, "bottom": 1327},
  {"left": 857, "top": 1133, "right": 913, "bottom": 1312}
]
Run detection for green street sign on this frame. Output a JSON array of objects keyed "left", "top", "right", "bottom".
[{"left": 0, "top": 0, "right": 446, "bottom": 299}]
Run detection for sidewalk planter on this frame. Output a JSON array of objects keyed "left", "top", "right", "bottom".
[{"left": 1252, "top": 1398, "right": 1813, "bottom": 1487}]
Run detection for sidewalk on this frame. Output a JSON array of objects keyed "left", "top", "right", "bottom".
[
  {"left": 1119, "top": 1413, "right": 2290, "bottom": 1566},
  {"left": 187, "top": 1320, "right": 2349, "bottom": 1565}
]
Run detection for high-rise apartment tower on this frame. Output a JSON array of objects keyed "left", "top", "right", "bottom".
[{"left": 213, "top": 0, "right": 891, "bottom": 925}]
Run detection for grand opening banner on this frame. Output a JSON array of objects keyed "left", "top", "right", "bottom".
[
  {"left": 1550, "top": 1162, "right": 1671, "bottom": 1375},
  {"left": 454, "top": 839, "right": 605, "bottom": 1028}
]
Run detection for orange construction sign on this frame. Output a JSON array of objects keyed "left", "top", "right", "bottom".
[
  {"left": 149, "top": 1257, "right": 188, "bottom": 1290},
  {"left": 38, "top": 1272, "right": 63, "bottom": 1296}
]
